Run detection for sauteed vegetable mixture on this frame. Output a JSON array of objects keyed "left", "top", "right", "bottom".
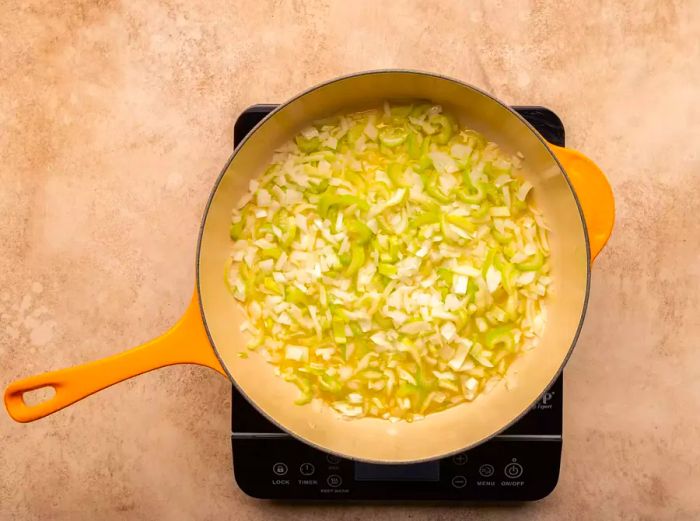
[{"left": 226, "top": 103, "right": 551, "bottom": 422}]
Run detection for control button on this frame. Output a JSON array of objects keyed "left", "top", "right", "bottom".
[
  {"left": 452, "top": 453, "right": 468, "bottom": 465},
  {"left": 478, "top": 463, "right": 495, "bottom": 477},
  {"left": 272, "top": 462, "right": 288, "bottom": 476},
  {"left": 326, "top": 454, "right": 341, "bottom": 464},
  {"left": 327, "top": 474, "right": 343, "bottom": 488},
  {"left": 504, "top": 459, "right": 523, "bottom": 479},
  {"left": 299, "top": 462, "right": 315, "bottom": 476},
  {"left": 451, "top": 475, "right": 467, "bottom": 489}
]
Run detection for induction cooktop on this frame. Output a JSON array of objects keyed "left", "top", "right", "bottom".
[{"left": 231, "top": 104, "right": 565, "bottom": 501}]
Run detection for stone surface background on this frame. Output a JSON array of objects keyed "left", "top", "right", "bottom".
[{"left": 1, "top": 1, "right": 698, "bottom": 519}]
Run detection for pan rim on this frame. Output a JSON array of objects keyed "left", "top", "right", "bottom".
[{"left": 195, "top": 69, "right": 591, "bottom": 464}]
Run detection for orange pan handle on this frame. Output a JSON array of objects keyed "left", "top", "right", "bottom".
[
  {"left": 548, "top": 144, "right": 615, "bottom": 262},
  {"left": 4, "top": 290, "right": 225, "bottom": 423}
]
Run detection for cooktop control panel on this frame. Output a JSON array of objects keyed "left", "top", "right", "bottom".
[
  {"left": 232, "top": 376, "right": 561, "bottom": 501},
  {"left": 230, "top": 105, "right": 565, "bottom": 501}
]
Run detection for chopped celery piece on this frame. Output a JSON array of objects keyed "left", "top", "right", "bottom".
[
  {"left": 332, "top": 318, "right": 347, "bottom": 344},
  {"left": 281, "top": 222, "right": 297, "bottom": 248},
  {"left": 289, "top": 376, "right": 313, "bottom": 405},
  {"left": 263, "top": 277, "right": 283, "bottom": 295},
  {"left": 308, "top": 178, "right": 330, "bottom": 194},
  {"left": 387, "top": 163, "right": 407, "bottom": 187},
  {"left": 430, "top": 114, "right": 455, "bottom": 145},
  {"left": 256, "top": 222, "right": 273, "bottom": 237},
  {"left": 318, "top": 193, "right": 369, "bottom": 217},
  {"left": 456, "top": 183, "right": 485, "bottom": 204},
  {"left": 285, "top": 286, "right": 309, "bottom": 305},
  {"left": 379, "top": 127, "right": 409, "bottom": 147},
  {"left": 347, "top": 220, "right": 374, "bottom": 244},
  {"left": 374, "top": 313, "right": 394, "bottom": 329},
  {"left": 494, "top": 253, "right": 517, "bottom": 294},
  {"left": 484, "top": 325, "right": 515, "bottom": 352},
  {"left": 320, "top": 373, "right": 342, "bottom": 393},
  {"left": 295, "top": 135, "right": 321, "bottom": 153},
  {"left": 346, "top": 245, "right": 366, "bottom": 276},
  {"left": 406, "top": 131, "right": 421, "bottom": 159},
  {"left": 516, "top": 250, "right": 544, "bottom": 271},
  {"left": 482, "top": 248, "right": 497, "bottom": 276},
  {"left": 378, "top": 263, "right": 398, "bottom": 277},
  {"left": 346, "top": 171, "right": 367, "bottom": 192},
  {"left": 423, "top": 177, "right": 452, "bottom": 204},
  {"left": 388, "top": 236, "right": 400, "bottom": 262},
  {"left": 417, "top": 153, "right": 433, "bottom": 172},
  {"left": 229, "top": 220, "right": 245, "bottom": 241},
  {"left": 375, "top": 215, "right": 394, "bottom": 234},
  {"left": 411, "top": 103, "right": 432, "bottom": 117},
  {"left": 410, "top": 210, "right": 440, "bottom": 228},
  {"left": 261, "top": 247, "right": 282, "bottom": 260},
  {"left": 437, "top": 267, "right": 454, "bottom": 286},
  {"left": 347, "top": 123, "right": 365, "bottom": 144},
  {"left": 446, "top": 214, "right": 476, "bottom": 233},
  {"left": 492, "top": 228, "right": 512, "bottom": 244}
]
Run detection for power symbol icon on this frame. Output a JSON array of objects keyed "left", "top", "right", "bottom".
[{"left": 504, "top": 459, "right": 523, "bottom": 479}]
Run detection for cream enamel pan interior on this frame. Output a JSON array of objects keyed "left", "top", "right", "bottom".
[
  {"left": 199, "top": 71, "right": 590, "bottom": 462},
  {"left": 5, "top": 70, "right": 613, "bottom": 464}
]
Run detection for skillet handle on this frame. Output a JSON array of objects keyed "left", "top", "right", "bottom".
[
  {"left": 4, "top": 290, "right": 225, "bottom": 423},
  {"left": 549, "top": 144, "right": 615, "bottom": 262}
]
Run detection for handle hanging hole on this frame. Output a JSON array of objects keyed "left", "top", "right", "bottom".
[{"left": 22, "top": 386, "right": 56, "bottom": 406}]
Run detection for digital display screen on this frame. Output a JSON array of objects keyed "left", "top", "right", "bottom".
[{"left": 354, "top": 461, "right": 440, "bottom": 482}]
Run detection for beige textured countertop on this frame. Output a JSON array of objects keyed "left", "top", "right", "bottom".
[{"left": 1, "top": 1, "right": 699, "bottom": 519}]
